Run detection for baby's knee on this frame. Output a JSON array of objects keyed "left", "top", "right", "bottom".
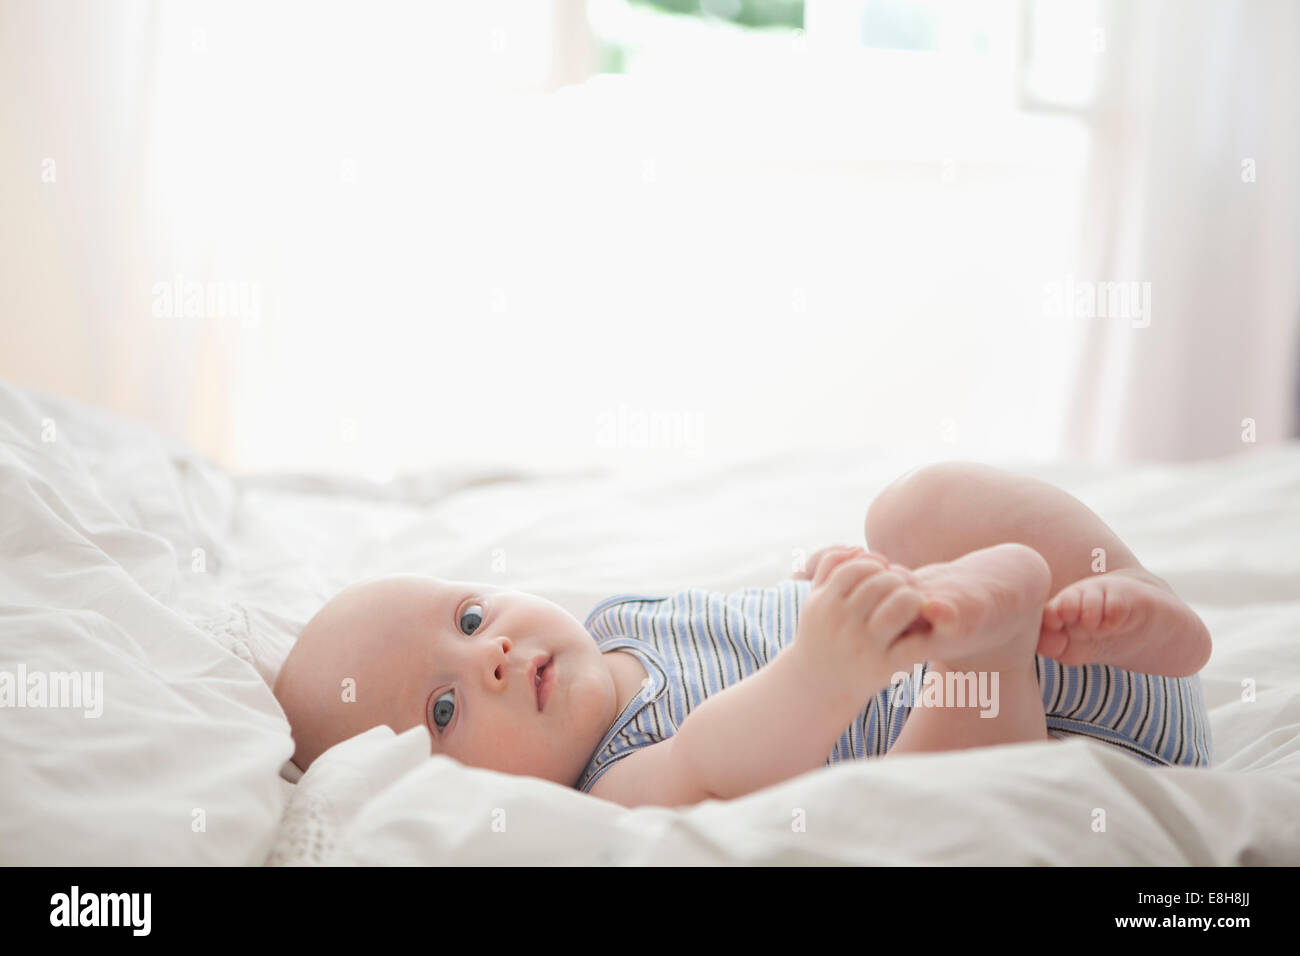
[{"left": 865, "top": 461, "right": 981, "bottom": 551}]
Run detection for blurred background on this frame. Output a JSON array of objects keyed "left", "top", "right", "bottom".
[{"left": 2, "top": 0, "right": 1297, "bottom": 479}]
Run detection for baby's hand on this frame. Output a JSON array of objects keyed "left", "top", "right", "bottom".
[
  {"left": 793, "top": 544, "right": 891, "bottom": 580},
  {"left": 790, "top": 547, "right": 928, "bottom": 707}
]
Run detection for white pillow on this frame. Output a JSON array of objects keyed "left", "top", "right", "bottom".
[{"left": 0, "top": 379, "right": 293, "bottom": 865}]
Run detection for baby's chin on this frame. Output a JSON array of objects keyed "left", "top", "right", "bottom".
[{"left": 566, "top": 665, "right": 622, "bottom": 771}]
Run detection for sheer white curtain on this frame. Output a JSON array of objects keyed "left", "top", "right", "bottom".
[
  {"left": 0, "top": 1, "right": 174, "bottom": 439},
  {"left": 1061, "top": 0, "right": 1300, "bottom": 461}
]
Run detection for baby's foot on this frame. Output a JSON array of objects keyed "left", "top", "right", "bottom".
[
  {"left": 901, "top": 543, "right": 1052, "bottom": 671},
  {"left": 1039, "top": 569, "right": 1212, "bottom": 676}
]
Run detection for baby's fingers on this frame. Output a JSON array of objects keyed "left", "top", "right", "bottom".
[
  {"left": 869, "top": 585, "right": 926, "bottom": 645},
  {"left": 827, "top": 556, "right": 893, "bottom": 597},
  {"left": 846, "top": 568, "right": 906, "bottom": 614},
  {"left": 811, "top": 546, "right": 870, "bottom": 588},
  {"left": 799, "top": 544, "right": 891, "bottom": 583},
  {"left": 795, "top": 544, "right": 849, "bottom": 580}
]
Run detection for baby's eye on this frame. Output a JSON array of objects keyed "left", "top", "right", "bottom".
[
  {"left": 431, "top": 690, "right": 455, "bottom": 731},
  {"left": 459, "top": 603, "right": 484, "bottom": 635}
]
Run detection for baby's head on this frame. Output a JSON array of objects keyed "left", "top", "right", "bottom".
[{"left": 274, "top": 574, "right": 620, "bottom": 788}]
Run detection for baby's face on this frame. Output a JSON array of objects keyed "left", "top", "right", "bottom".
[{"left": 274, "top": 574, "right": 621, "bottom": 788}]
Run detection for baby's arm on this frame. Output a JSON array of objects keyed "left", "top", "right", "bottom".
[
  {"left": 592, "top": 550, "right": 926, "bottom": 807},
  {"left": 673, "top": 549, "right": 927, "bottom": 802},
  {"left": 585, "top": 635, "right": 864, "bottom": 809},
  {"left": 670, "top": 640, "right": 861, "bottom": 802}
]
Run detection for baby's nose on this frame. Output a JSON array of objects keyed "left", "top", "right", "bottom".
[{"left": 482, "top": 636, "right": 514, "bottom": 681}]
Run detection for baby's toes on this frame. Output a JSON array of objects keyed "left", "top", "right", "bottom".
[
  {"left": 1048, "top": 586, "right": 1083, "bottom": 627},
  {"left": 1078, "top": 583, "right": 1105, "bottom": 631},
  {"left": 1036, "top": 628, "right": 1069, "bottom": 659},
  {"left": 1100, "top": 588, "right": 1131, "bottom": 631}
]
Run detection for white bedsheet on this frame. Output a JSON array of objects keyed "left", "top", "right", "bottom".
[{"left": 2, "top": 376, "right": 1297, "bottom": 865}]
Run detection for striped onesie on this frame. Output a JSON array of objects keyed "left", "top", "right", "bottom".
[{"left": 575, "top": 579, "right": 1212, "bottom": 794}]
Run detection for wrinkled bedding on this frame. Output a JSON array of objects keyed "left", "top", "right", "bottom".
[{"left": 1, "top": 377, "right": 1297, "bottom": 865}]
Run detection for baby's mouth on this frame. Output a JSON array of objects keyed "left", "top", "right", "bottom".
[{"left": 533, "top": 656, "right": 552, "bottom": 711}]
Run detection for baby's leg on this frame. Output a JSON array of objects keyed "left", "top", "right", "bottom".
[
  {"left": 864, "top": 462, "right": 1212, "bottom": 677},
  {"left": 882, "top": 543, "right": 1051, "bottom": 755}
]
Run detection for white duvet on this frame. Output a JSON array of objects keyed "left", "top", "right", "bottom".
[{"left": 1, "top": 376, "right": 1297, "bottom": 865}]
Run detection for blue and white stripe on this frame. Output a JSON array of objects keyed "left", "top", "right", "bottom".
[{"left": 577, "top": 578, "right": 1212, "bottom": 793}]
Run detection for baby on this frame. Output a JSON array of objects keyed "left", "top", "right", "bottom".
[{"left": 273, "top": 462, "right": 1213, "bottom": 808}]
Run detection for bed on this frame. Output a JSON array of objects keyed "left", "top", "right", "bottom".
[{"left": 1, "top": 375, "right": 1297, "bottom": 865}]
